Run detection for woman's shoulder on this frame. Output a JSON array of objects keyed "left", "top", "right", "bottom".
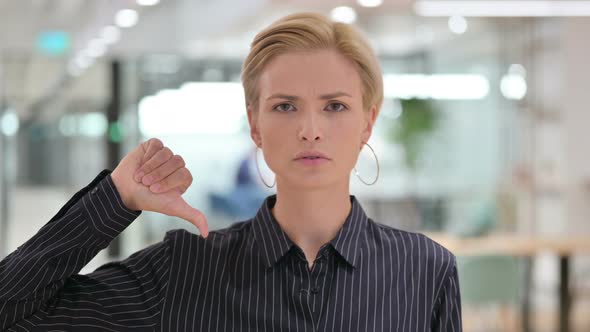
[{"left": 368, "top": 220, "right": 457, "bottom": 266}]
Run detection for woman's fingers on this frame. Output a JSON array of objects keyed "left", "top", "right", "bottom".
[
  {"left": 141, "top": 154, "right": 186, "bottom": 186},
  {"left": 140, "top": 138, "right": 163, "bottom": 165},
  {"left": 134, "top": 147, "right": 174, "bottom": 182},
  {"left": 166, "top": 197, "right": 209, "bottom": 238},
  {"left": 149, "top": 167, "right": 193, "bottom": 194}
]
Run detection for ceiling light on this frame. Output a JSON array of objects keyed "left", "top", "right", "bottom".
[
  {"left": 509, "top": 63, "right": 526, "bottom": 76},
  {"left": 75, "top": 54, "right": 93, "bottom": 69},
  {"left": 500, "top": 74, "right": 527, "bottom": 100},
  {"left": 115, "top": 9, "right": 139, "bottom": 28},
  {"left": 331, "top": 6, "right": 357, "bottom": 23},
  {"left": 448, "top": 16, "right": 468, "bottom": 34},
  {"left": 137, "top": 0, "right": 160, "bottom": 6},
  {"left": 415, "top": 1, "right": 590, "bottom": 17},
  {"left": 358, "top": 0, "right": 383, "bottom": 8},
  {"left": 101, "top": 26, "right": 121, "bottom": 44},
  {"left": 87, "top": 39, "right": 106, "bottom": 57},
  {"left": 501, "top": 66, "right": 527, "bottom": 100}
]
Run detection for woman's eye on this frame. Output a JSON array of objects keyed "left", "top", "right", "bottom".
[
  {"left": 325, "top": 102, "right": 347, "bottom": 112},
  {"left": 273, "top": 103, "right": 295, "bottom": 112}
]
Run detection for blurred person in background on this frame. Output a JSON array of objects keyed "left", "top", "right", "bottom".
[
  {"left": 0, "top": 12, "right": 461, "bottom": 331},
  {"left": 209, "top": 145, "right": 268, "bottom": 220}
]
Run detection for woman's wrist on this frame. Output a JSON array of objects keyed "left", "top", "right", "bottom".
[{"left": 110, "top": 169, "right": 138, "bottom": 211}]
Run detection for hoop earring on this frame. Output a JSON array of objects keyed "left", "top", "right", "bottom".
[
  {"left": 353, "top": 142, "right": 380, "bottom": 186},
  {"left": 255, "top": 146, "right": 276, "bottom": 188}
]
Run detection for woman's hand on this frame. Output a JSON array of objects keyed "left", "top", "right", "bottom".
[{"left": 111, "top": 138, "right": 209, "bottom": 238}]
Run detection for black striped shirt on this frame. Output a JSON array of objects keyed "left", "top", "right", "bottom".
[{"left": 0, "top": 170, "right": 462, "bottom": 331}]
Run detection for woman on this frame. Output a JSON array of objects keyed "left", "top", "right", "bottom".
[{"left": 0, "top": 12, "right": 461, "bottom": 331}]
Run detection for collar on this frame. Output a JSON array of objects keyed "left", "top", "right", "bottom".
[{"left": 251, "top": 194, "right": 369, "bottom": 269}]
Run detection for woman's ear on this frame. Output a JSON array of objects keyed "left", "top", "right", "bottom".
[
  {"left": 361, "top": 105, "right": 378, "bottom": 144},
  {"left": 247, "top": 105, "right": 262, "bottom": 147}
]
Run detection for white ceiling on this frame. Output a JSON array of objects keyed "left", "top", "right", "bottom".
[{"left": 0, "top": 0, "right": 489, "bottom": 120}]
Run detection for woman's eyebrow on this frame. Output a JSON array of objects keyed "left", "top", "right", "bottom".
[
  {"left": 266, "top": 93, "right": 298, "bottom": 101},
  {"left": 266, "top": 91, "right": 352, "bottom": 101},
  {"left": 319, "top": 91, "right": 352, "bottom": 99}
]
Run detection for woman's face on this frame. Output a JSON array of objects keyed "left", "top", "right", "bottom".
[{"left": 247, "top": 48, "right": 378, "bottom": 190}]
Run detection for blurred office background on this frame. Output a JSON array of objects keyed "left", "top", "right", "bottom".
[{"left": 1, "top": 0, "right": 589, "bottom": 331}]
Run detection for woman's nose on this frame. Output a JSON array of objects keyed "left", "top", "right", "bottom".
[{"left": 298, "top": 112, "right": 322, "bottom": 141}]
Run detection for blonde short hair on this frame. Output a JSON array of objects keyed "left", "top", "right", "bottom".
[{"left": 241, "top": 12, "right": 383, "bottom": 114}]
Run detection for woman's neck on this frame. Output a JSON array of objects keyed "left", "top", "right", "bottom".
[{"left": 270, "top": 181, "right": 352, "bottom": 269}]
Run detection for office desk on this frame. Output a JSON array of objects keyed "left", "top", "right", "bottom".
[{"left": 425, "top": 232, "right": 590, "bottom": 332}]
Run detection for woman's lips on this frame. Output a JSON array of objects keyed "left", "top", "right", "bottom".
[{"left": 296, "top": 157, "right": 329, "bottom": 166}]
